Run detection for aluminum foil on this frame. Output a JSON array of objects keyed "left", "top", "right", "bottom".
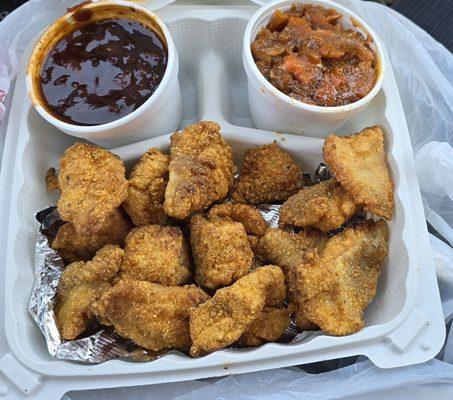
[{"left": 29, "top": 165, "right": 330, "bottom": 364}]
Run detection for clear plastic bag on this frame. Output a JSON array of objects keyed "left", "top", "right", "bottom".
[{"left": 0, "top": 0, "right": 452, "bottom": 398}]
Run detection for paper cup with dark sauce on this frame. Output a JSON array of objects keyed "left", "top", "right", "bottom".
[{"left": 27, "top": 0, "right": 181, "bottom": 148}]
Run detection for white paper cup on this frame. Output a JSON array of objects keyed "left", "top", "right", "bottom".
[
  {"left": 243, "top": 0, "right": 386, "bottom": 138},
  {"left": 26, "top": 0, "right": 181, "bottom": 148}
]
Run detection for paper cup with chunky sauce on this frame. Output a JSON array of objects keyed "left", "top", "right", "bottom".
[
  {"left": 27, "top": 0, "right": 181, "bottom": 148},
  {"left": 243, "top": 0, "right": 386, "bottom": 138}
]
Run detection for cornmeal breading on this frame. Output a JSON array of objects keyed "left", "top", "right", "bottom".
[
  {"left": 57, "top": 142, "right": 128, "bottom": 235},
  {"left": 240, "top": 306, "right": 291, "bottom": 346},
  {"left": 119, "top": 225, "right": 191, "bottom": 285},
  {"left": 295, "top": 220, "right": 389, "bottom": 335},
  {"left": 93, "top": 281, "right": 209, "bottom": 352},
  {"left": 279, "top": 179, "right": 357, "bottom": 232},
  {"left": 164, "top": 121, "right": 235, "bottom": 219},
  {"left": 190, "top": 214, "right": 253, "bottom": 289},
  {"left": 52, "top": 209, "right": 132, "bottom": 262},
  {"left": 232, "top": 141, "right": 304, "bottom": 204},
  {"left": 259, "top": 228, "right": 326, "bottom": 330},
  {"left": 323, "top": 126, "right": 394, "bottom": 219},
  {"left": 189, "top": 265, "right": 286, "bottom": 356},
  {"left": 123, "top": 148, "right": 169, "bottom": 226},
  {"left": 55, "top": 245, "right": 124, "bottom": 340}
]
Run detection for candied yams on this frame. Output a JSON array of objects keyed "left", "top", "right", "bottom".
[{"left": 251, "top": 4, "right": 377, "bottom": 106}]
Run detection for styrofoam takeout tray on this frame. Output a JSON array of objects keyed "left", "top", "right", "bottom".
[{"left": 0, "top": 2, "right": 445, "bottom": 399}]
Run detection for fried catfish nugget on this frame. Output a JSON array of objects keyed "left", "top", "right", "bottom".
[
  {"left": 164, "top": 121, "right": 235, "bottom": 219},
  {"left": 55, "top": 245, "right": 124, "bottom": 340},
  {"left": 280, "top": 179, "right": 357, "bottom": 232},
  {"left": 323, "top": 126, "right": 394, "bottom": 219},
  {"left": 190, "top": 214, "right": 253, "bottom": 289},
  {"left": 52, "top": 209, "right": 132, "bottom": 262},
  {"left": 189, "top": 265, "right": 286, "bottom": 356},
  {"left": 207, "top": 203, "right": 269, "bottom": 255},
  {"left": 119, "top": 225, "right": 191, "bottom": 285},
  {"left": 93, "top": 281, "right": 209, "bottom": 352},
  {"left": 259, "top": 228, "right": 326, "bottom": 330},
  {"left": 232, "top": 141, "right": 304, "bottom": 204},
  {"left": 240, "top": 306, "right": 291, "bottom": 346},
  {"left": 57, "top": 143, "right": 128, "bottom": 235},
  {"left": 123, "top": 148, "right": 169, "bottom": 226},
  {"left": 296, "top": 220, "right": 389, "bottom": 335},
  {"left": 259, "top": 228, "right": 327, "bottom": 272}
]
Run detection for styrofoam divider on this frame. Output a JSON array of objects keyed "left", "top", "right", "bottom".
[{"left": 0, "top": 4, "right": 444, "bottom": 399}]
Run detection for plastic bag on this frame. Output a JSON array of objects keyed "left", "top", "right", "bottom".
[{"left": 0, "top": 0, "right": 452, "bottom": 399}]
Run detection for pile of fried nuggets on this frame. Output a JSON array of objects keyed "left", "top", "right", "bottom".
[{"left": 48, "top": 120, "right": 394, "bottom": 357}]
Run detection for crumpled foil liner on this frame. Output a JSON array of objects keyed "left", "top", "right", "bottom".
[{"left": 29, "top": 165, "right": 330, "bottom": 364}]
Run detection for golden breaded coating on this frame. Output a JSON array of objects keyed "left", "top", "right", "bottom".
[
  {"left": 93, "top": 281, "right": 209, "bottom": 352},
  {"left": 296, "top": 220, "right": 389, "bottom": 335},
  {"left": 232, "top": 141, "right": 304, "bottom": 204},
  {"left": 207, "top": 203, "right": 268, "bottom": 237},
  {"left": 57, "top": 142, "right": 128, "bottom": 235},
  {"left": 259, "top": 228, "right": 327, "bottom": 273},
  {"left": 279, "top": 179, "right": 357, "bottom": 232},
  {"left": 119, "top": 225, "right": 191, "bottom": 285},
  {"left": 55, "top": 245, "right": 124, "bottom": 340},
  {"left": 323, "top": 126, "right": 394, "bottom": 219},
  {"left": 164, "top": 121, "right": 235, "bottom": 219},
  {"left": 240, "top": 307, "right": 291, "bottom": 346},
  {"left": 259, "top": 228, "right": 326, "bottom": 331},
  {"left": 189, "top": 265, "right": 286, "bottom": 356},
  {"left": 207, "top": 203, "right": 269, "bottom": 257},
  {"left": 190, "top": 214, "right": 253, "bottom": 289},
  {"left": 52, "top": 209, "right": 132, "bottom": 262},
  {"left": 123, "top": 148, "right": 169, "bottom": 226}
]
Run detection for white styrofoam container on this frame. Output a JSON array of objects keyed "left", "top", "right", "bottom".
[{"left": 0, "top": 3, "right": 445, "bottom": 400}]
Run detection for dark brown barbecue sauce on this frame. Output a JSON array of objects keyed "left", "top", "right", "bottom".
[{"left": 39, "top": 18, "right": 167, "bottom": 125}]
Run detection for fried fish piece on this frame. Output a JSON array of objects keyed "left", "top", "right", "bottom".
[
  {"left": 207, "top": 203, "right": 268, "bottom": 237},
  {"left": 189, "top": 265, "right": 286, "bottom": 356},
  {"left": 93, "top": 281, "right": 209, "bottom": 352},
  {"left": 232, "top": 141, "right": 304, "bottom": 204},
  {"left": 123, "top": 148, "right": 169, "bottom": 226},
  {"left": 164, "top": 121, "right": 235, "bottom": 219},
  {"left": 295, "top": 220, "right": 389, "bottom": 335},
  {"left": 279, "top": 179, "right": 357, "bottom": 232},
  {"left": 52, "top": 209, "right": 132, "bottom": 262},
  {"left": 190, "top": 214, "right": 253, "bottom": 289},
  {"left": 207, "top": 203, "right": 269, "bottom": 255},
  {"left": 57, "top": 142, "right": 128, "bottom": 235},
  {"left": 119, "top": 225, "right": 191, "bottom": 285},
  {"left": 259, "top": 228, "right": 326, "bottom": 330},
  {"left": 55, "top": 245, "right": 124, "bottom": 340},
  {"left": 240, "top": 306, "right": 291, "bottom": 346},
  {"left": 323, "top": 126, "right": 394, "bottom": 219},
  {"left": 259, "top": 228, "right": 327, "bottom": 272}
]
